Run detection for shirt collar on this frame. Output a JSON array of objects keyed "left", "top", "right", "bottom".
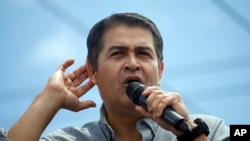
[
  {"left": 100, "top": 104, "right": 115, "bottom": 133},
  {"left": 99, "top": 104, "right": 159, "bottom": 141}
]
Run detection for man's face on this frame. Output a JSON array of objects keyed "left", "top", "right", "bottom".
[{"left": 89, "top": 25, "right": 164, "bottom": 109}]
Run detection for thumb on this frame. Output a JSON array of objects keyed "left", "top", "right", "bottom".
[
  {"left": 75, "top": 100, "right": 96, "bottom": 112},
  {"left": 135, "top": 105, "right": 152, "bottom": 118}
]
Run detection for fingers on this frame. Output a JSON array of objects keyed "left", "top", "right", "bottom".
[
  {"left": 136, "top": 87, "right": 190, "bottom": 134},
  {"left": 142, "top": 86, "right": 182, "bottom": 118},
  {"left": 47, "top": 59, "right": 74, "bottom": 86},
  {"left": 68, "top": 64, "right": 89, "bottom": 87},
  {"left": 49, "top": 59, "right": 97, "bottom": 113},
  {"left": 58, "top": 59, "right": 92, "bottom": 88},
  {"left": 135, "top": 105, "right": 152, "bottom": 118},
  {"left": 57, "top": 59, "right": 75, "bottom": 72},
  {"left": 66, "top": 62, "right": 95, "bottom": 97},
  {"left": 76, "top": 80, "right": 95, "bottom": 97}
]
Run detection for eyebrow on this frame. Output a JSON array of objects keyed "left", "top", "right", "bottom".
[
  {"left": 135, "top": 46, "right": 154, "bottom": 53},
  {"left": 108, "top": 46, "right": 128, "bottom": 52},
  {"left": 108, "top": 45, "right": 154, "bottom": 53}
]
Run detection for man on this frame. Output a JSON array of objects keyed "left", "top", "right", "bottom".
[{"left": 1, "top": 13, "right": 229, "bottom": 141}]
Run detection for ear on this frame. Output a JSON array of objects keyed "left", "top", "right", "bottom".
[
  {"left": 158, "top": 62, "right": 164, "bottom": 85},
  {"left": 86, "top": 60, "right": 97, "bottom": 84}
]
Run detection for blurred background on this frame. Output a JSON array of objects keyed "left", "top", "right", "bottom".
[{"left": 1, "top": 0, "right": 250, "bottom": 136}]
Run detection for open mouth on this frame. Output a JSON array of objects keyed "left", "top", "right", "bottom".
[{"left": 124, "top": 76, "right": 142, "bottom": 85}]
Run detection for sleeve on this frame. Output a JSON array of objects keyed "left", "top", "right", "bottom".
[
  {"left": 40, "top": 126, "right": 95, "bottom": 141},
  {"left": 208, "top": 118, "right": 230, "bottom": 141},
  {"left": 0, "top": 128, "right": 11, "bottom": 141}
]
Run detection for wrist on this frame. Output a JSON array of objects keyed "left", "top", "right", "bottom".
[
  {"left": 177, "top": 118, "right": 210, "bottom": 141},
  {"left": 37, "top": 85, "right": 65, "bottom": 110}
]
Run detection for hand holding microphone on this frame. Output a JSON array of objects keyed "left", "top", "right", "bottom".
[{"left": 126, "top": 81, "right": 191, "bottom": 132}]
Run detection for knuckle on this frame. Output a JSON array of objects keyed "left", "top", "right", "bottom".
[{"left": 174, "top": 92, "right": 181, "bottom": 99}]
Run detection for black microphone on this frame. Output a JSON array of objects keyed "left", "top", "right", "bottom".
[{"left": 126, "top": 81, "right": 191, "bottom": 132}]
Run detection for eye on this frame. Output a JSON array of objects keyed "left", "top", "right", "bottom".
[
  {"left": 137, "top": 51, "right": 151, "bottom": 58},
  {"left": 111, "top": 51, "right": 124, "bottom": 57}
]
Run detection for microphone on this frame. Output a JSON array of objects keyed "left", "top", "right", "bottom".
[{"left": 126, "top": 81, "right": 191, "bottom": 132}]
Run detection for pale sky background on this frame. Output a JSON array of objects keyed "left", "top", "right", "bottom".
[{"left": 1, "top": 0, "right": 250, "bottom": 136}]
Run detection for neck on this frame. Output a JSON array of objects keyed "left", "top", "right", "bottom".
[{"left": 104, "top": 104, "right": 143, "bottom": 141}]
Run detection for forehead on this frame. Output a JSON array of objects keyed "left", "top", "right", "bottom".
[{"left": 102, "top": 25, "right": 155, "bottom": 48}]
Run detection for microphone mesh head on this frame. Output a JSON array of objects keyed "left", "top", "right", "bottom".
[{"left": 126, "top": 81, "right": 145, "bottom": 105}]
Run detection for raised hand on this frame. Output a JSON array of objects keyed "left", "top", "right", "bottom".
[
  {"left": 46, "top": 58, "right": 96, "bottom": 111},
  {"left": 8, "top": 59, "right": 97, "bottom": 141}
]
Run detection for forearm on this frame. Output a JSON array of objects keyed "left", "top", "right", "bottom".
[{"left": 8, "top": 87, "right": 62, "bottom": 141}]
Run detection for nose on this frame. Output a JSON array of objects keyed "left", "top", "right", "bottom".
[{"left": 124, "top": 55, "right": 141, "bottom": 72}]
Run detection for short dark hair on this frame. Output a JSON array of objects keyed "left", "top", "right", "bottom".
[{"left": 87, "top": 13, "right": 163, "bottom": 70}]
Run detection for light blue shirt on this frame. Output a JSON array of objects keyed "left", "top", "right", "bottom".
[
  {"left": 0, "top": 106, "right": 229, "bottom": 141},
  {"left": 41, "top": 106, "right": 229, "bottom": 141}
]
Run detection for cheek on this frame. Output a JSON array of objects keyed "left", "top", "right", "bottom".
[
  {"left": 95, "top": 62, "right": 118, "bottom": 82},
  {"left": 144, "top": 64, "right": 161, "bottom": 84}
]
